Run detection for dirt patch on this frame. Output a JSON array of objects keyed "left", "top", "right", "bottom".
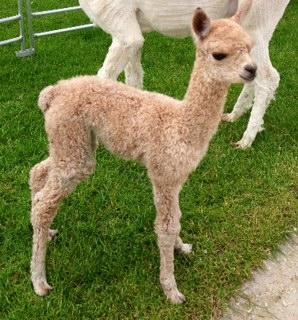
[{"left": 222, "top": 234, "right": 298, "bottom": 320}]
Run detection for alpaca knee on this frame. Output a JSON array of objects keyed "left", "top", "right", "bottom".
[
  {"left": 255, "top": 66, "right": 280, "bottom": 106},
  {"left": 31, "top": 186, "right": 62, "bottom": 229},
  {"left": 30, "top": 170, "right": 69, "bottom": 229},
  {"left": 120, "top": 37, "right": 144, "bottom": 64},
  {"left": 155, "top": 219, "right": 181, "bottom": 237},
  {"left": 29, "top": 160, "right": 50, "bottom": 194},
  {"left": 124, "top": 37, "right": 144, "bottom": 53}
]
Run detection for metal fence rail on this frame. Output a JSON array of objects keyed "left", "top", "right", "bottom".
[
  {"left": 25, "top": 1, "right": 95, "bottom": 56},
  {"left": 0, "top": 0, "right": 95, "bottom": 57},
  {"left": 0, "top": 0, "right": 27, "bottom": 57}
]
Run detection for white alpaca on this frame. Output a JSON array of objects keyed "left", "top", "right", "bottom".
[{"left": 79, "top": 0, "right": 290, "bottom": 149}]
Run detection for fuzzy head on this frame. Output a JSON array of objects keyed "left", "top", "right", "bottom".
[{"left": 192, "top": 5, "right": 256, "bottom": 84}]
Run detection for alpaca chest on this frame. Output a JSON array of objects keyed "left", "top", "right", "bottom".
[{"left": 147, "top": 142, "right": 207, "bottom": 182}]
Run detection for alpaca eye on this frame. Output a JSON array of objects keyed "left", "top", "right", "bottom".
[{"left": 212, "top": 53, "right": 227, "bottom": 61}]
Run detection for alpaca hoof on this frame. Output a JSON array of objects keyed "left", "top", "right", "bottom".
[
  {"left": 222, "top": 113, "right": 236, "bottom": 123},
  {"left": 166, "top": 288, "right": 186, "bottom": 304},
  {"left": 33, "top": 279, "right": 53, "bottom": 296},
  {"left": 232, "top": 137, "right": 253, "bottom": 149},
  {"left": 48, "top": 229, "right": 58, "bottom": 241},
  {"left": 177, "top": 243, "right": 193, "bottom": 254}
]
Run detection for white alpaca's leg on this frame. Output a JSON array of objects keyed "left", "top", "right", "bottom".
[
  {"left": 97, "top": 14, "right": 144, "bottom": 83},
  {"left": 235, "top": 43, "right": 280, "bottom": 149},
  {"left": 222, "top": 83, "right": 255, "bottom": 122},
  {"left": 153, "top": 181, "right": 186, "bottom": 304},
  {"left": 97, "top": 39, "right": 128, "bottom": 80},
  {"left": 124, "top": 46, "right": 144, "bottom": 88}
]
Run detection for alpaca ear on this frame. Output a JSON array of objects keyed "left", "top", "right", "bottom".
[
  {"left": 192, "top": 8, "right": 211, "bottom": 40},
  {"left": 231, "top": 0, "right": 252, "bottom": 24}
]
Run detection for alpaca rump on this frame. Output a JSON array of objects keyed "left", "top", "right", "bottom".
[
  {"left": 38, "top": 86, "right": 56, "bottom": 113},
  {"left": 30, "top": 8, "right": 255, "bottom": 303}
]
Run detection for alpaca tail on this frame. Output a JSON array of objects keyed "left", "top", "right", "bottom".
[{"left": 38, "top": 85, "right": 57, "bottom": 113}]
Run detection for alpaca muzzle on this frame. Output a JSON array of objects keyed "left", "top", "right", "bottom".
[{"left": 241, "top": 64, "right": 257, "bottom": 81}]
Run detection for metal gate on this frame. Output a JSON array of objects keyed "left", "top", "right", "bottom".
[
  {"left": 0, "top": 0, "right": 95, "bottom": 57},
  {"left": 0, "top": 0, "right": 27, "bottom": 57}
]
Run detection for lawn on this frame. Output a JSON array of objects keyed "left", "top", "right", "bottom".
[{"left": 0, "top": 1, "right": 297, "bottom": 319}]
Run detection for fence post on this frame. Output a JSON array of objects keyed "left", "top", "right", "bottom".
[
  {"left": 16, "top": 0, "right": 35, "bottom": 57},
  {"left": 1, "top": 0, "right": 94, "bottom": 57}
]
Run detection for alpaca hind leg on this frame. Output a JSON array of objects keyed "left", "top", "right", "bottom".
[
  {"left": 30, "top": 161, "right": 95, "bottom": 296},
  {"left": 29, "top": 158, "right": 51, "bottom": 196},
  {"left": 29, "top": 159, "right": 58, "bottom": 242},
  {"left": 30, "top": 171, "right": 66, "bottom": 296},
  {"left": 97, "top": 13, "right": 144, "bottom": 82},
  {"left": 30, "top": 120, "right": 96, "bottom": 296}
]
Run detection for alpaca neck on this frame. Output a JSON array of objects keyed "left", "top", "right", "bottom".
[{"left": 183, "top": 55, "right": 229, "bottom": 145}]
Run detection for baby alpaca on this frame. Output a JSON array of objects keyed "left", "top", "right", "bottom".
[{"left": 30, "top": 8, "right": 255, "bottom": 303}]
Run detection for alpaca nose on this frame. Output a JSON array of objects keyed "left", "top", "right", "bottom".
[{"left": 244, "top": 64, "right": 257, "bottom": 78}]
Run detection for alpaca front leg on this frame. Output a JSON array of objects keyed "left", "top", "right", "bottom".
[
  {"left": 222, "top": 83, "right": 254, "bottom": 122},
  {"left": 235, "top": 66, "right": 280, "bottom": 149},
  {"left": 153, "top": 182, "right": 186, "bottom": 304},
  {"left": 157, "top": 232, "right": 185, "bottom": 304},
  {"left": 234, "top": 42, "right": 280, "bottom": 149}
]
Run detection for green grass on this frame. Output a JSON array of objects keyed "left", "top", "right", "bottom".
[{"left": 0, "top": 1, "right": 297, "bottom": 319}]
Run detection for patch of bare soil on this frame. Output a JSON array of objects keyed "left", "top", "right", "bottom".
[{"left": 222, "top": 235, "right": 298, "bottom": 320}]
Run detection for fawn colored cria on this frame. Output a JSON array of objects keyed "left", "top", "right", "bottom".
[{"left": 30, "top": 8, "right": 255, "bottom": 303}]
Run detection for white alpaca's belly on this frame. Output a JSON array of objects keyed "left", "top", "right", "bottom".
[{"left": 136, "top": 0, "right": 231, "bottom": 37}]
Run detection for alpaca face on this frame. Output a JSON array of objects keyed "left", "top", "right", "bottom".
[{"left": 193, "top": 9, "right": 256, "bottom": 84}]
